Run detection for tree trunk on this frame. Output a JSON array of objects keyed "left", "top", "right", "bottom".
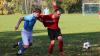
[
  {"left": 29, "top": 0, "right": 32, "bottom": 13},
  {"left": 25, "top": 0, "right": 28, "bottom": 14}
]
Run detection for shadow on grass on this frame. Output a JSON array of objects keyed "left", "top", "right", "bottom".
[
  {"left": 62, "top": 32, "right": 100, "bottom": 56},
  {"left": 0, "top": 29, "right": 47, "bottom": 39},
  {"left": 0, "top": 29, "right": 47, "bottom": 56},
  {"left": 0, "top": 31, "right": 100, "bottom": 56}
]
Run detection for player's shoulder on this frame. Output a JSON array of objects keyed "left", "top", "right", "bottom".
[
  {"left": 24, "top": 14, "right": 33, "bottom": 17},
  {"left": 24, "top": 14, "right": 36, "bottom": 19},
  {"left": 24, "top": 14, "right": 36, "bottom": 20},
  {"left": 49, "top": 13, "right": 53, "bottom": 16}
]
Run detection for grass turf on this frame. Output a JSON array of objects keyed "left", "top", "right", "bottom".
[{"left": 0, "top": 14, "right": 100, "bottom": 56}]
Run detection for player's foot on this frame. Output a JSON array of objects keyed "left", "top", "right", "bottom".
[{"left": 59, "top": 51, "right": 65, "bottom": 56}]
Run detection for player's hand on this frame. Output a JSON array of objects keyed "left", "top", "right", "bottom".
[{"left": 15, "top": 25, "right": 19, "bottom": 31}]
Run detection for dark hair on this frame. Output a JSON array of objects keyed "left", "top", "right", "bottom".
[
  {"left": 33, "top": 8, "right": 41, "bottom": 13},
  {"left": 54, "top": 8, "right": 64, "bottom": 14}
]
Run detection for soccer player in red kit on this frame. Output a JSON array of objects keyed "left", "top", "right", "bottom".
[{"left": 38, "top": 0, "right": 64, "bottom": 56}]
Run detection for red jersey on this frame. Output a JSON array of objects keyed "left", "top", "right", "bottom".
[{"left": 39, "top": 14, "right": 59, "bottom": 29}]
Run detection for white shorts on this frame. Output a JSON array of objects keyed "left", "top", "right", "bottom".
[{"left": 21, "top": 29, "right": 32, "bottom": 45}]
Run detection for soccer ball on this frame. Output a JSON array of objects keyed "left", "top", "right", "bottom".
[{"left": 83, "top": 41, "right": 91, "bottom": 49}]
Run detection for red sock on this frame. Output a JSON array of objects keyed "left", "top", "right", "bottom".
[
  {"left": 58, "top": 40, "right": 63, "bottom": 52},
  {"left": 48, "top": 44, "right": 54, "bottom": 54}
]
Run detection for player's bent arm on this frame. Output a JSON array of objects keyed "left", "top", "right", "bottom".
[
  {"left": 37, "top": 15, "right": 44, "bottom": 22},
  {"left": 15, "top": 17, "right": 24, "bottom": 30},
  {"left": 52, "top": 0, "right": 58, "bottom": 10}
]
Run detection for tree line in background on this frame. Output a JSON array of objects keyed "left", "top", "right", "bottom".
[{"left": 0, "top": 0, "right": 83, "bottom": 15}]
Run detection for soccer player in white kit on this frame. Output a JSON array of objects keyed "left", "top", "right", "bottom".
[
  {"left": 14, "top": 8, "right": 41, "bottom": 56},
  {"left": 43, "top": 6, "right": 50, "bottom": 15}
]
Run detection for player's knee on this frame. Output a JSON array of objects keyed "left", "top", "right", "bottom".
[
  {"left": 50, "top": 40, "right": 55, "bottom": 44},
  {"left": 57, "top": 36, "right": 63, "bottom": 41},
  {"left": 23, "top": 45, "right": 29, "bottom": 48}
]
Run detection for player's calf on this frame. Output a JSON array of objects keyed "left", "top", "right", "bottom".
[
  {"left": 16, "top": 41, "right": 30, "bottom": 55},
  {"left": 17, "top": 45, "right": 28, "bottom": 55},
  {"left": 57, "top": 36, "right": 64, "bottom": 56},
  {"left": 48, "top": 40, "right": 55, "bottom": 54},
  {"left": 13, "top": 40, "right": 22, "bottom": 48}
]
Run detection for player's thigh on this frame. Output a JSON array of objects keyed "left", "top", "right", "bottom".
[
  {"left": 48, "top": 29, "right": 55, "bottom": 40},
  {"left": 21, "top": 31, "right": 29, "bottom": 45},
  {"left": 55, "top": 28, "right": 62, "bottom": 39}
]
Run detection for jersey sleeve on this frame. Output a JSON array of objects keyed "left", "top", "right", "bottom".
[{"left": 24, "top": 14, "right": 33, "bottom": 21}]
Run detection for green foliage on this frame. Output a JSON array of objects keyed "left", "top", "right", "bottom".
[
  {"left": 61, "top": 0, "right": 82, "bottom": 13},
  {"left": 3, "top": 8, "right": 8, "bottom": 15},
  {"left": 2, "top": 0, "right": 82, "bottom": 14},
  {"left": 6, "top": 0, "right": 12, "bottom": 2},
  {"left": 46, "top": 0, "right": 82, "bottom": 13}
]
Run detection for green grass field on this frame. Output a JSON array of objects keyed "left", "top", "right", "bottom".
[{"left": 0, "top": 14, "right": 100, "bottom": 56}]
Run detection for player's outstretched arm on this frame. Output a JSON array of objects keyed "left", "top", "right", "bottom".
[
  {"left": 15, "top": 17, "right": 24, "bottom": 31},
  {"left": 52, "top": 0, "right": 56, "bottom": 6},
  {"left": 52, "top": 0, "right": 63, "bottom": 10},
  {"left": 52, "top": 0, "right": 58, "bottom": 10},
  {"left": 52, "top": 0, "right": 64, "bottom": 14}
]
